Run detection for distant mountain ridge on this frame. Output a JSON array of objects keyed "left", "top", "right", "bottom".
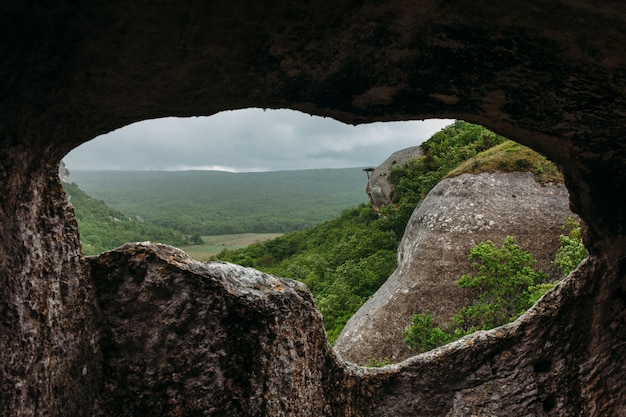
[{"left": 68, "top": 168, "right": 369, "bottom": 236}]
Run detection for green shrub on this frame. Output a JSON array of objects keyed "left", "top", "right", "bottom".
[
  {"left": 405, "top": 236, "right": 558, "bottom": 353},
  {"left": 403, "top": 312, "right": 452, "bottom": 352},
  {"left": 454, "top": 236, "right": 549, "bottom": 331},
  {"left": 552, "top": 217, "right": 588, "bottom": 276}
]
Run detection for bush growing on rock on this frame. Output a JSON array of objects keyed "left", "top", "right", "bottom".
[
  {"left": 404, "top": 228, "right": 587, "bottom": 353},
  {"left": 552, "top": 217, "right": 588, "bottom": 276},
  {"left": 454, "top": 237, "right": 550, "bottom": 330}
]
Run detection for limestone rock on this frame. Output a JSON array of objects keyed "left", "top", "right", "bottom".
[
  {"left": 366, "top": 146, "right": 423, "bottom": 210},
  {"left": 335, "top": 172, "right": 575, "bottom": 364},
  {"left": 0, "top": 159, "right": 100, "bottom": 417},
  {"left": 87, "top": 242, "right": 616, "bottom": 417}
]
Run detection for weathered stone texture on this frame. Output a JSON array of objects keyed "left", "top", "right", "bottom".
[
  {"left": 90, "top": 243, "right": 341, "bottom": 416},
  {"left": 88, "top": 243, "right": 623, "bottom": 416},
  {"left": 1, "top": 0, "right": 626, "bottom": 416},
  {"left": 335, "top": 172, "right": 576, "bottom": 364},
  {"left": 0, "top": 151, "right": 100, "bottom": 417},
  {"left": 366, "top": 146, "right": 423, "bottom": 210}
]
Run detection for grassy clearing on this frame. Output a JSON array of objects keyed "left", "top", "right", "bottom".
[
  {"left": 180, "top": 233, "right": 283, "bottom": 261},
  {"left": 446, "top": 140, "right": 563, "bottom": 184}
]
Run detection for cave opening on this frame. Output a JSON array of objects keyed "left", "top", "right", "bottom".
[
  {"left": 3, "top": 2, "right": 626, "bottom": 415},
  {"left": 60, "top": 109, "right": 450, "bottom": 256},
  {"left": 59, "top": 110, "right": 588, "bottom": 366}
]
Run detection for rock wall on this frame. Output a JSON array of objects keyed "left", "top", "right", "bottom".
[
  {"left": 0, "top": 153, "right": 100, "bottom": 417},
  {"left": 335, "top": 172, "right": 575, "bottom": 364},
  {"left": 1, "top": 1, "right": 626, "bottom": 416}
]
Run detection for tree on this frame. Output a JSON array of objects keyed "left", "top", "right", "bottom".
[
  {"left": 190, "top": 234, "right": 204, "bottom": 245},
  {"left": 404, "top": 236, "right": 554, "bottom": 353},
  {"left": 552, "top": 217, "right": 588, "bottom": 276},
  {"left": 455, "top": 236, "right": 549, "bottom": 330}
]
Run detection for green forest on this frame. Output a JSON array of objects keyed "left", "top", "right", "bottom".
[
  {"left": 63, "top": 182, "right": 190, "bottom": 255},
  {"left": 69, "top": 168, "right": 369, "bottom": 236}
]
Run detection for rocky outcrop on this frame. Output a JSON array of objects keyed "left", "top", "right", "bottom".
[
  {"left": 334, "top": 172, "right": 575, "bottom": 364},
  {"left": 58, "top": 161, "right": 70, "bottom": 183},
  {"left": 90, "top": 243, "right": 342, "bottom": 416},
  {"left": 88, "top": 242, "right": 618, "bottom": 417},
  {"left": 366, "top": 146, "right": 423, "bottom": 210},
  {"left": 2, "top": 1, "right": 626, "bottom": 416}
]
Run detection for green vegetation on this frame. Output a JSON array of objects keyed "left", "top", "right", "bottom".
[
  {"left": 403, "top": 312, "right": 454, "bottom": 353},
  {"left": 447, "top": 140, "right": 563, "bottom": 185},
  {"left": 69, "top": 168, "right": 369, "bottom": 236},
  {"left": 403, "top": 236, "right": 553, "bottom": 352},
  {"left": 455, "top": 237, "right": 550, "bottom": 330},
  {"left": 366, "top": 357, "right": 391, "bottom": 368},
  {"left": 378, "top": 121, "right": 506, "bottom": 236},
  {"left": 220, "top": 121, "right": 508, "bottom": 343},
  {"left": 404, "top": 222, "right": 587, "bottom": 354},
  {"left": 403, "top": 237, "right": 553, "bottom": 353},
  {"left": 220, "top": 203, "right": 398, "bottom": 343},
  {"left": 63, "top": 182, "right": 190, "bottom": 255},
  {"left": 552, "top": 217, "right": 588, "bottom": 276}
]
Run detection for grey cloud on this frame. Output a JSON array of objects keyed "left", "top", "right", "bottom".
[{"left": 63, "top": 109, "right": 453, "bottom": 172}]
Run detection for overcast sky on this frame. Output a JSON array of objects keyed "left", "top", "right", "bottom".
[{"left": 64, "top": 109, "right": 453, "bottom": 172}]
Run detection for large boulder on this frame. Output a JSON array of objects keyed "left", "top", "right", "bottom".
[
  {"left": 90, "top": 243, "right": 341, "bottom": 416},
  {"left": 335, "top": 171, "right": 575, "bottom": 364},
  {"left": 366, "top": 146, "right": 423, "bottom": 210}
]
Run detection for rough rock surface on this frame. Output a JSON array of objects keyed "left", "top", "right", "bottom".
[
  {"left": 2, "top": 1, "right": 626, "bottom": 416},
  {"left": 91, "top": 243, "right": 341, "bottom": 416},
  {"left": 366, "top": 146, "right": 423, "bottom": 210},
  {"left": 0, "top": 154, "right": 100, "bottom": 417},
  {"left": 89, "top": 242, "right": 620, "bottom": 417},
  {"left": 335, "top": 171, "right": 575, "bottom": 364}
]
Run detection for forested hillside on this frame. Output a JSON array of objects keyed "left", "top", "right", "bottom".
[
  {"left": 63, "top": 182, "right": 190, "bottom": 255},
  {"left": 69, "top": 168, "right": 369, "bottom": 235},
  {"left": 219, "top": 121, "right": 511, "bottom": 342},
  {"left": 65, "top": 120, "right": 580, "bottom": 347}
]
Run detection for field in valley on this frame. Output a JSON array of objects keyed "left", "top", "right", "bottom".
[{"left": 179, "top": 233, "right": 283, "bottom": 261}]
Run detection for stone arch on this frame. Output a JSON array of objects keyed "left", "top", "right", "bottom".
[{"left": 1, "top": 1, "right": 625, "bottom": 415}]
